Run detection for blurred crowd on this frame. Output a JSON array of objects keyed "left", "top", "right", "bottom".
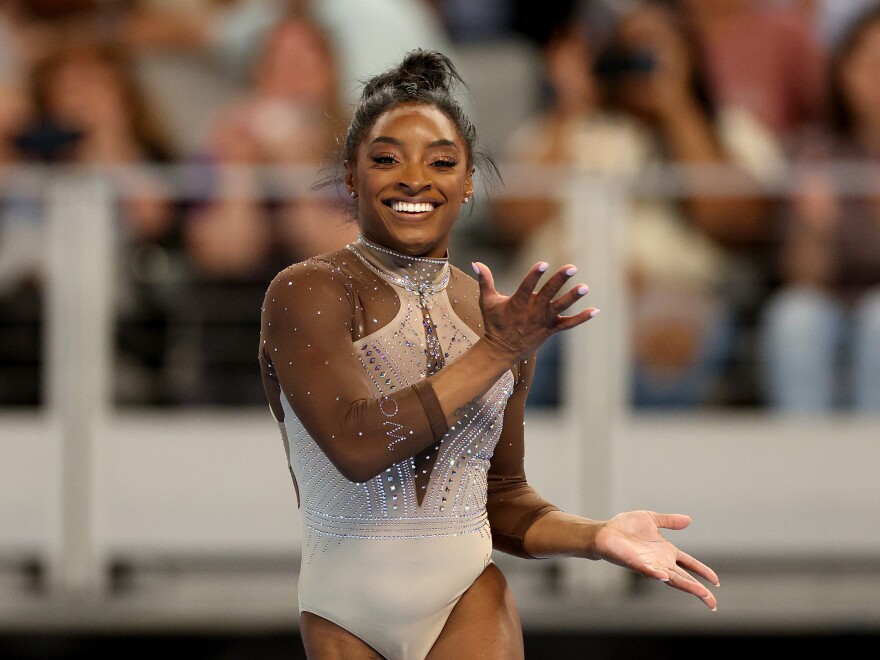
[{"left": 0, "top": 0, "right": 878, "bottom": 414}]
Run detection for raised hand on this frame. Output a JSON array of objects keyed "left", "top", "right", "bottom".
[
  {"left": 471, "top": 260, "right": 598, "bottom": 362},
  {"left": 591, "top": 510, "right": 720, "bottom": 611}
]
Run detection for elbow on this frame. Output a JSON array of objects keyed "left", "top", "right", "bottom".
[
  {"left": 326, "top": 449, "right": 383, "bottom": 484},
  {"left": 338, "top": 463, "right": 381, "bottom": 484}
]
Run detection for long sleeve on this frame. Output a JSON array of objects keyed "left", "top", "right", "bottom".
[
  {"left": 259, "top": 255, "right": 448, "bottom": 484},
  {"left": 486, "top": 353, "right": 560, "bottom": 558}
]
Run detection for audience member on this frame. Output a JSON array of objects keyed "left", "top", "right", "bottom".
[
  {"left": 488, "top": 21, "right": 645, "bottom": 406},
  {"left": 21, "top": 40, "right": 182, "bottom": 405},
  {"left": 758, "top": 5, "right": 880, "bottom": 413},
  {"left": 775, "top": 0, "right": 880, "bottom": 49},
  {"left": 120, "top": 0, "right": 456, "bottom": 104},
  {"left": 491, "top": 2, "right": 784, "bottom": 408},
  {"left": 0, "top": 72, "right": 40, "bottom": 405},
  {"left": 676, "top": 0, "right": 827, "bottom": 141},
  {"left": 184, "top": 13, "right": 353, "bottom": 277},
  {"left": 177, "top": 13, "right": 355, "bottom": 404}
]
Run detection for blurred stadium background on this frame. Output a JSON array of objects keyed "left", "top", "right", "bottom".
[{"left": 2, "top": 1, "right": 880, "bottom": 657}]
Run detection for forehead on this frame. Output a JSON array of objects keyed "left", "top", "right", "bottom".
[{"left": 364, "top": 103, "right": 461, "bottom": 146}]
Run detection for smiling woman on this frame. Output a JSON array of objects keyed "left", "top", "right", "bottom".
[
  {"left": 258, "top": 49, "right": 719, "bottom": 660},
  {"left": 344, "top": 103, "right": 474, "bottom": 257}
]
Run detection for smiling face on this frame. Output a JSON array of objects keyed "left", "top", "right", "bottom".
[{"left": 344, "top": 102, "right": 474, "bottom": 258}]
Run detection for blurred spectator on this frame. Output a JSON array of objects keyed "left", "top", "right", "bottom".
[
  {"left": 758, "top": 5, "right": 880, "bottom": 413},
  {"left": 115, "top": 0, "right": 458, "bottom": 155},
  {"left": 0, "top": 74, "right": 40, "bottom": 405},
  {"left": 430, "top": 0, "right": 580, "bottom": 46},
  {"left": 775, "top": 0, "right": 880, "bottom": 49},
  {"left": 20, "top": 40, "right": 183, "bottom": 405},
  {"left": 184, "top": 13, "right": 354, "bottom": 276},
  {"left": 491, "top": 2, "right": 784, "bottom": 408},
  {"left": 675, "top": 0, "right": 827, "bottom": 140},
  {"left": 487, "top": 21, "right": 645, "bottom": 406},
  {"left": 120, "top": 0, "right": 456, "bottom": 102},
  {"left": 428, "top": 0, "right": 516, "bottom": 43},
  {"left": 176, "top": 13, "right": 356, "bottom": 405},
  {"left": 599, "top": 1, "right": 786, "bottom": 408}
]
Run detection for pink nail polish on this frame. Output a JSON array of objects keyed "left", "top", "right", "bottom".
[
  {"left": 565, "top": 267, "right": 577, "bottom": 276},
  {"left": 537, "top": 262, "right": 549, "bottom": 272},
  {"left": 576, "top": 285, "right": 588, "bottom": 295},
  {"left": 590, "top": 309, "right": 601, "bottom": 317}
]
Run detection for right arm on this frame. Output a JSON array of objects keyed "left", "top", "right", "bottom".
[{"left": 260, "top": 259, "right": 595, "bottom": 483}]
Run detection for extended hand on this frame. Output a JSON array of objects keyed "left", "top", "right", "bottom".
[
  {"left": 593, "top": 510, "right": 719, "bottom": 611},
  {"left": 472, "top": 260, "right": 598, "bottom": 362}
]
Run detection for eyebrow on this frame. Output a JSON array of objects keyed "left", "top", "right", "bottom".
[{"left": 370, "top": 136, "right": 459, "bottom": 149}]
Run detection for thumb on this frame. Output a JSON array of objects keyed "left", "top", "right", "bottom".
[{"left": 471, "top": 261, "right": 498, "bottom": 300}]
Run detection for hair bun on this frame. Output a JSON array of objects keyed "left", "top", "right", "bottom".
[{"left": 361, "top": 49, "right": 462, "bottom": 100}]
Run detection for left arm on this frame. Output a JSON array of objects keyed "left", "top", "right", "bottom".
[{"left": 486, "top": 355, "right": 720, "bottom": 611}]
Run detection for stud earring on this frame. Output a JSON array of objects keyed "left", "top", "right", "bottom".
[
  {"left": 462, "top": 197, "right": 470, "bottom": 204},
  {"left": 350, "top": 191, "right": 357, "bottom": 199}
]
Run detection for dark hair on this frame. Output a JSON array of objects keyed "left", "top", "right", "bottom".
[
  {"left": 826, "top": 5, "right": 880, "bottom": 138},
  {"left": 314, "top": 49, "right": 500, "bottom": 203}
]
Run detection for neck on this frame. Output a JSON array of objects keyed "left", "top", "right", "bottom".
[{"left": 349, "top": 234, "right": 450, "bottom": 295}]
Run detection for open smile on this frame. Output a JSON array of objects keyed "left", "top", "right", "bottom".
[{"left": 384, "top": 199, "right": 441, "bottom": 216}]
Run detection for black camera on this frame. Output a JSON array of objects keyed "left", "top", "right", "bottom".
[
  {"left": 12, "top": 118, "right": 85, "bottom": 162},
  {"left": 593, "top": 47, "right": 655, "bottom": 79}
]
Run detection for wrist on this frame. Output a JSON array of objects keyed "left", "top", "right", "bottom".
[
  {"left": 477, "top": 333, "right": 521, "bottom": 365},
  {"left": 523, "top": 510, "right": 605, "bottom": 559}
]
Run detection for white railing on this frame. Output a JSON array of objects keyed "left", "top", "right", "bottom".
[{"left": 1, "top": 164, "right": 878, "bottom": 614}]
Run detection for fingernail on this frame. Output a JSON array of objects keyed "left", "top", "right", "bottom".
[
  {"left": 471, "top": 262, "right": 479, "bottom": 275},
  {"left": 576, "top": 285, "right": 589, "bottom": 295},
  {"left": 537, "top": 262, "right": 549, "bottom": 272},
  {"left": 590, "top": 309, "right": 601, "bottom": 317},
  {"left": 565, "top": 267, "right": 577, "bottom": 276}
]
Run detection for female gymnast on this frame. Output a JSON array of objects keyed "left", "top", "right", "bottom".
[{"left": 259, "top": 48, "right": 719, "bottom": 660}]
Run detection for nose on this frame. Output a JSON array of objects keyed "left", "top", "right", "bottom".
[{"left": 398, "top": 162, "right": 432, "bottom": 195}]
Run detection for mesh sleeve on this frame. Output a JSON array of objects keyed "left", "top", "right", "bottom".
[
  {"left": 259, "top": 258, "right": 449, "bottom": 483},
  {"left": 486, "top": 353, "right": 560, "bottom": 558}
]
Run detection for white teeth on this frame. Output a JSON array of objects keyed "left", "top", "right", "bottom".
[{"left": 391, "top": 201, "right": 435, "bottom": 213}]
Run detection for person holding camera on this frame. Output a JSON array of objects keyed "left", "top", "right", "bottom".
[{"left": 491, "top": 1, "right": 785, "bottom": 408}]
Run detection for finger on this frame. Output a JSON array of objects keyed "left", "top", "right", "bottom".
[
  {"left": 535, "top": 264, "right": 579, "bottom": 304},
  {"left": 665, "top": 570, "right": 718, "bottom": 611},
  {"left": 552, "top": 307, "right": 600, "bottom": 332},
  {"left": 676, "top": 551, "right": 720, "bottom": 587},
  {"left": 510, "top": 261, "right": 550, "bottom": 302},
  {"left": 548, "top": 282, "right": 590, "bottom": 314}
]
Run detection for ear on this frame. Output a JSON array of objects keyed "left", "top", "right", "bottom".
[
  {"left": 344, "top": 160, "right": 356, "bottom": 194},
  {"left": 464, "top": 167, "right": 475, "bottom": 200}
]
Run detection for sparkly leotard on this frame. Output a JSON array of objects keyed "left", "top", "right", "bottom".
[{"left": 259, "top": 237, "right": 558, "bottom": 660}]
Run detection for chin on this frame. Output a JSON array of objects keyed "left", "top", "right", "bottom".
[{"left": 382, "top": 227, "right": 447, "bottom": 257}]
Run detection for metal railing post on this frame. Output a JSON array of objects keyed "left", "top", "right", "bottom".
[
  {"left": 559, "top": 172, "right": 631, "bottom": 596},
  {"left": 45, "top": 171, "right": 115, "bottom": 592}
]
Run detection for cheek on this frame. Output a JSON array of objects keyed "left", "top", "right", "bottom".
[{"left": 843, "top": 66, "right": 880, "bottom": 107}]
